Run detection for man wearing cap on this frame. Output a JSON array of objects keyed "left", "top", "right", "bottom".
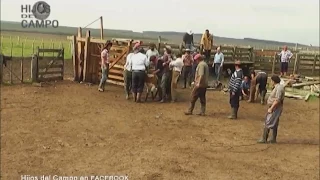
[
  {"left": 212, "top": 46, "right": 224, "bottom": 83},
  {"left": 258, "top": 75, "right": 285, "bottom": 144},
  {"left": 183, "top": 30, "right": 194, "bottom": 50},
  {"left": 146, "top": 43, "right": 159, "bottom": 62},
  {"left": 185, "top": 54, "right": 209, "bottom": 116},
  {"left": 182, "top": 49, "right": 194, "bottom": 89},
  {"left": 228, "top": 60, "right": 243, "bottom": 119},
  {"left": 98, "top": 41, "right": 113, "bottom": 92}
]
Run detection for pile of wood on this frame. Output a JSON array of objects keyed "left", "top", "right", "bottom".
[{"left": 282, "top": 76, "right": 320, "bottom": 101}]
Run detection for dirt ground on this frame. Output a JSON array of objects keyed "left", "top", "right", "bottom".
[{"left": 1, "top": 60, "right": 319, "bottom": 180}]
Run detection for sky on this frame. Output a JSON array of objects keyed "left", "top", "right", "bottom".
[{"left": 1, "top": 0, "right": 319, "bottom": 46}]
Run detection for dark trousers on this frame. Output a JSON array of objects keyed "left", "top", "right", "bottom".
[
  {"left": 183, "top": 66, "right": 192, "bottom": 88},
  {"left": 188, "top": 87, "right": 207, "bottom": 113},
  {"left": 123, "top": 70, "right": 132, "bottom": 95},
  {"left": 132, "top": 71, "right": 145, "bottom": 93},
  {"left": 257, "top": 73, "right": 268, "bottom": 92},
  {"left": 204, "top": 50, "right": 211, "bottom": 62},
  {"left": 157, "top": 74, "right": 163, "bottom": 100},
  {"left": 161, "top": 72, "right": 170, "bottom": 99},
  {"left": 229, "top": 91, "right": 241, "bottom": 108},
  {"left": 280, "top": 62, "right": 288, "bottom": 73}
]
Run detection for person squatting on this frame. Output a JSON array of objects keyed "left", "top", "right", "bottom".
[{"left": 98, "top": 39, "right": 287, "bottom": 144}]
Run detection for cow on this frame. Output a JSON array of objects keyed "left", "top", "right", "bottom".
[{"left": 144, "top": 74, "right": 158, "bottom": 102}]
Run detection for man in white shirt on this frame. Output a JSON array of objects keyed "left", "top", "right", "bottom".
[
  {"left": 123, "top": 52, "right": 133, "bottom": 99},
  {"left": 129, "top": 43, "right": 150, "bottom": 102},
  {"left": 212, "top": 46, "right": 224, "bottom": 83},
  {"left": 277, "top": 46, "right": 293, "bottom": 76},
  {"left": 146, "top": 43, "right": 159, "bottom": 62},
  {"left": 169, "top": 53, "right": 184, "bottom": 102}
]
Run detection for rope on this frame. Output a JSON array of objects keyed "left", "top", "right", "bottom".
[{"left": 83, "top": 17, "right": 101, "bottom": 28}]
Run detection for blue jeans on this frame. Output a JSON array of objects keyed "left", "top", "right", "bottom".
[
  {"left": 214, "top": 63, "right": 221, "bottom": 81},
  {"left": 99, "top": 65, "right": 109, "bottom": 90}
]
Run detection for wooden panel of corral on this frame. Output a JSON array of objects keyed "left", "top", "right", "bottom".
[
  {"left": 69, "top": 30, "right": 130, "bottom": 84},
  {"left": 253, "top": 49, "right": 319, "bottom": 76}
]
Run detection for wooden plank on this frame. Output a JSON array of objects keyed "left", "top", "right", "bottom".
[
  {"left": 292, "top": 81, "right": 320, "bottom": 87},
  {"left": 113, "top": 64, "right": 124, "bottom": 69},
  {"left": 108, "top": 48, "right": 128, "bottom": 70},
  {"left": 83, "top": 30, "right": 91, "bottom": 82},
  {"left": 31, "top": 55, "right": 38, "bottom": 82},
  {"left": 0, "top": 54, "right": 4, "bottom": 83},
  {"left": 109, "top": 68, "right": 124, "bottom": 75},
  {"left": 38, "top": 49, "right": 62, "bottom": 53},
  {"left": 106, "top": 79, "right": 124, "bottom": 86},
  {"left": 38, "top": 76, "right": 63, "bottom": 82},
  {"left": 21, "top": 43, "right": 24, "bottom": 83},
  {"left": 312, "top": 55, "right": 317, "bottom": 75},
  {"left": 293, "top": 53, "right": 299, "bottom": 74},
  {"left": 108, "top": 74, "right": 124, "bottom": 81},
  {"left": 72, "top": 35, "right": 78, "bottom": 81},
  {"left": 38, "top": 71, "right": 63, "bottom": 75}
]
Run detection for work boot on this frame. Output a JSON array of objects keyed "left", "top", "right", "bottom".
[
  {"left": 227, "top": 108, "right": 237, "bottom": 119},
  {"left": 196, "top": 104, "right": 206, "bottom": 116},
  {"left": 234, "top": 107, "right": 239, "bottom": 119},
  {"left": 257, "top": 128, "right": 270, "bottom": 143},
  {"left": 269, "top": 127, "right": 278, "bottom": 144},
  {"left": 260, "top": 90, "right": 266, "bottom": 105},
  {"left": 185, "top": 102, "right": 195, "bottom": 115}
]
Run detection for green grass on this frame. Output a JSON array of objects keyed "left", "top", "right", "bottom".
[{"left": 0, "top": 33, "right": 72, "bottom": 59}]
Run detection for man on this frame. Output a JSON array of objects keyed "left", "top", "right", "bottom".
[
  {"left": 200, "top": 29, "right": 213, "bottom": 62},
  {"left": 182, "top": 49, "right": 194, "bottom": 89},
  {"left": 248, "top": 70, "right": 268, "bottom": 104},
  {"left": 277, "top": 46, "right": 293, "bottom": 76},
  {"left": 185, "top": 54, "right": 209, "bottom": 116},
  {"left": 228, "top": 60, "right": 243, "bottom": 119},
  {"left": 169, "top": 53, "right": 184, "bottom": 102},
  {"left": 153, "top": 55, "right": 165, "bottom": 101},
  {"left": 257, "top": 75, "right": 285, "bottom": 144},
  {"left": 146, "top": 43, "right": 159, "bottom": 62},
  {"left": 98, "top": 41, "right": 113, "bottom": 92},
  {"left": 160, "top": 47, "right": 172, "bottom": 103},
  {"left": 240, "top": 76, "right": 250, "bottom": 100},
  {"left": 129, "top": 43, "right": 149, "bottom": 102},
  {"left": 212, "top": 46, "right": 224, "bottom": 83},
  {"left": 183, "top": 30, "right": 194, "bottom": 50},
  {"left": 123, "top": 50, "right": 134, "bottom": 99}
]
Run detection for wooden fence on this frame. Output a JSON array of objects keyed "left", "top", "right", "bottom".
[{"left": 254, "top": 50, "right": 319, "bottom": 76}]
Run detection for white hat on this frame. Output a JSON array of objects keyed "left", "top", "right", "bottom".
[{"left": 187, "top": 30, "right": 193, "bottom": 35}]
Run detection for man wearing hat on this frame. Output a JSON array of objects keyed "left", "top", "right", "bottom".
[
  {"left": 98, "top": 41, "right": 113, "bottom": 92},
  {"left": 258, "top": 75, "right": 285, "bottom": 144},
  {"left": 182, "top": 49, "right": 194, "bottom": 89},
  {"left": 185, "top": 54, "right": 209, "bottom": 116},
  {"left": 227, "top": 60, "right": 243, "bottom": 119},
  {"left": 183, "top": 30, "right": 194, "bottom": 50},
  {"left": 146, "top": 43, "right": 159, "bottom": 62}
]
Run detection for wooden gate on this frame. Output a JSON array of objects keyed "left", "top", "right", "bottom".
[{"left": 31, "top": 48, "right": 64, "bottom": 82}]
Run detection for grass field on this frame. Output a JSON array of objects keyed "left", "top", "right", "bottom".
[{"left": 0, "top": 31, "right": 72, "bottom": 59}]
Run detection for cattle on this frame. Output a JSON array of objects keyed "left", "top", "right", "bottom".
[{"left": 144, "top": 74, "right": 158, "bottom": 102}]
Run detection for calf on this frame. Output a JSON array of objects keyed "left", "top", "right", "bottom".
[{"left": 144, "top": 74, "right": 158, "bottom": 101}]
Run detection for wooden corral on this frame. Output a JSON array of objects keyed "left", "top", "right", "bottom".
[
  {"left": 254, "top": 50, "right": 320, "bottom": 76},
  {"left": 69, "top": 28, "right": 133, "bottom": 85}
]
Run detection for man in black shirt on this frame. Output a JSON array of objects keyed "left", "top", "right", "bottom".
[
  {"left": 153, "top": 57, "right": 164, "bottom": 101},
  {"left": 183, "top": 30, "right": 194, "bottom": 50}
]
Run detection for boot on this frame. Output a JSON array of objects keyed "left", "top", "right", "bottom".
[
  {"left": 196, "top": 104, "right": 206, "bottom": 116},
  {"left": 136, "top": 93, "right": 141, "bottom": 103},
  {"left": 260, "top": 90, "right": 266, "bottom": 105},
  {"left": 185, "top": 102, "right": 195, "bottom": 115},
  {"left": 269, "top": 127, "right": 278, "bottom": 144},
  {"left": 257, "top": 128, "right": 270, "bottom": 143},
  {"left": 227, "top": 108, "right": 236, "bottom": 119},
  {"left": 234, "top": 107, "right": 239, "bottom": 119}
]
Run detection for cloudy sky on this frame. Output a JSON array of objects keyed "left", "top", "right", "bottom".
[{"left": 1, "top": 0, "right": 319, "bottom": 46}]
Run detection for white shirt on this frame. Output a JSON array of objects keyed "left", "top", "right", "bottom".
[
  {"left": 278, "top": 50, "right": 293, "bottom": 62},
  {"left": 130, "top": 52, "right": 149, "bottom": 71},
  {"left": 169, "top": 58, "right": 184, "bottom": 72},
  {"left": 146, "top": 49, "right": 159, "bottom": 61},
  {"left": 124, "top": 53, "right": 133, "bottom": 71},
  {"left": 101, "top": 49, "right": 109, "bottom": 64}
]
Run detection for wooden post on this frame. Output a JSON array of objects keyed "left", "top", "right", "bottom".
[
  {"left": 293, "top": 53, "right": 299, "bottom": 75},
  {"left": 312, "top": 54, "right": 317, "bottom": 75},
  {"left": 42, "top": 42, "right": 44, "bottom": 57},
  {"left": 31, "top": 54, "right": 38, "bottom": 82},
  {"left": 0, "top": 54, "right": 3, "bottom": 83},
  {"left": 61, "top": 48, "right": 64, "bottom": 80},
  {"left": 83, "top": 30, "right": 91, "bottom": 82},
  {"left": 100, "top": 16, "right": 104, "bottom": 39},
  {"left": 9, "top": 42, "right": 13, "bottom": 84},
  {"left": 21, "top": 42, "right": 24, "bottom": 83},
  {"left": 77, "top": 27, "right": 83, "bottom": 82},
  {"left": 72, "top": 35, "right": 79, "bottom": 81},
  {"left": 271, "top": 53, "right": 276, "bottom": 75},
  {"left": 157, "top": 36, "right": 161, "bottom": 52}
]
